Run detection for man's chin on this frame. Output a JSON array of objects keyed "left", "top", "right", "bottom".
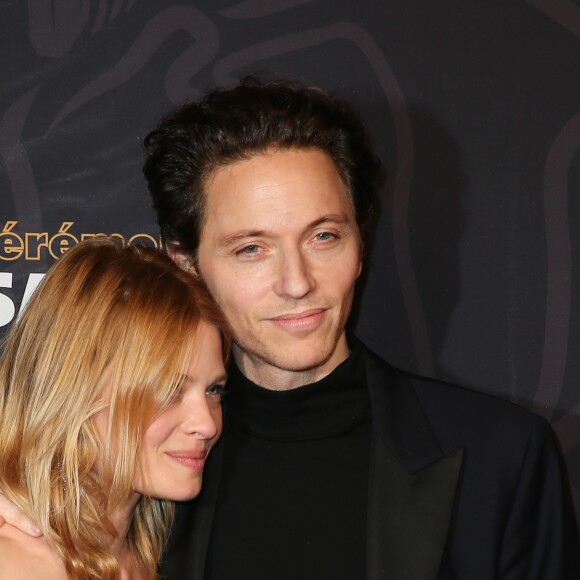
[
  {"left": 232, "top": 331, "right": 349, "bottom": 384},
  {"left": 258, "top": 343, "right": 344, "bottom": 378}
]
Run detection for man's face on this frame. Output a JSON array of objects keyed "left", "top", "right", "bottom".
[{"left": 196, "top": 148, "right": 362, "bottom": 390}]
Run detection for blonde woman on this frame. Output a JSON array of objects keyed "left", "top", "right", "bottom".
[{"left": 0, "top": 238, "right": 229, "bottom": 579}]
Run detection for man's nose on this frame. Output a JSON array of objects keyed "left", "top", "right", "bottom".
[{"left": 273, "top": 248, "right": 316, "bottom": 299}]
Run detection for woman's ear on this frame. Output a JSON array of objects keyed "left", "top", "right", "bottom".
[{"left": 165, "top": 242, "right": 198, "bottom": 276}]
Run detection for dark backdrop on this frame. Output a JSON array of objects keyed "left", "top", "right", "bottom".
[{"left": 1, "top": 0, "right": 579, "bottom": 524}]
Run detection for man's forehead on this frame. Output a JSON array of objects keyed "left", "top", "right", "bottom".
[{"left": 203, "top": 149, "right": 349, "bottom": 205}]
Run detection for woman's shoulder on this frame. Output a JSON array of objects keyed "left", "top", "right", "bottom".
[{"left": 0, "top": 523, "right": 66, "bottom": 579}]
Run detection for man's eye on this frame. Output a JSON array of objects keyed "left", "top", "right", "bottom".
[
  {"left": 315, "top": 232, "right": 336, "bottom": 241},
  {"left": 206, "top": 384, "right": 228, "bottom": 399},
  {"left": 236, "top": 244, "right": 260, "bottom": 255}
]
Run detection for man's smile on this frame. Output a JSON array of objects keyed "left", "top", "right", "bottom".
[{"left": 268, "top": 309, "right": 328, "bottom": 332}]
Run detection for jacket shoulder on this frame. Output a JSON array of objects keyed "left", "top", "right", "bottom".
[{"left": 359, "top": 342, "right": 552, "bottom": 453}]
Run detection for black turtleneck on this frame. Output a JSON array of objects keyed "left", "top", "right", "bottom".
[{"left": 205, "top": 343, "right": 372, "bottom": 580}]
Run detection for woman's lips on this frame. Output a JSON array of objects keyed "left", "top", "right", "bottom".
[
  {"left": 269, "top": 309, "right": 326, "bottom": 332},
  {"left": 166, "top": 450, "right": 207, "bottom": 472}
]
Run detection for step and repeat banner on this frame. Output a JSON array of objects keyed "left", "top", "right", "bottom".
[{"left": 1, "top": 1, "right": 579, "bottom": 522}]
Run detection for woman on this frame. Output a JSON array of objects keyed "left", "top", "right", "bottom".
[{"left": 0, "top": 237, "right": 229, "bottom": 579}]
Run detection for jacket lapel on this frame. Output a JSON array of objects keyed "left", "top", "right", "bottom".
[{"left": 362, "top": 345, "right": 463, "bottom": 580}]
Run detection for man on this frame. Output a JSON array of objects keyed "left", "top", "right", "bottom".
[
  {"left": 2, "top": 78, "right": 580, "bottom": 578},
  {"left": 143, "top": 78, "right": 580, "bottom": 579}
]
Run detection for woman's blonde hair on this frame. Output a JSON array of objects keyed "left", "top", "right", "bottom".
[{"left": 0, "top": 237, "right": 229, "bottom": 579}]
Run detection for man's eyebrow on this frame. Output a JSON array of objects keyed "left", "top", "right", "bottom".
[
  {"left": 221, "top": 230, "right": 266, "bottom": 247},
  {"left": 309, "top": 214, "right": 351, "bottom": 228},
  {"left": 220, "top": 215, "right": 352, "bottom": 247}
]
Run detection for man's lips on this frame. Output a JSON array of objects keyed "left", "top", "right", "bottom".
[
  {"left": 268, "top": 308, "right": 327, "bottom": 331},
  {"left": 166, "top": 449, "right": 208, "bottom": 472}
]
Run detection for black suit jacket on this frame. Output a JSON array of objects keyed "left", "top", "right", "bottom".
[{"left": 160, "top": 343, "right": 580, "bottom": 579}]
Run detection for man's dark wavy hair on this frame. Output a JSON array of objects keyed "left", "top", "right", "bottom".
[{"left": 143, "top": 77, "right": 381, "bottom": 256}]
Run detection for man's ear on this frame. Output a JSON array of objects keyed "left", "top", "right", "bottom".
[{"left": 166, "top": 242, "right": 199, "bottom": 276}]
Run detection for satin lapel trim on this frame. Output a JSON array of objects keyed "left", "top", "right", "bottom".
[
  {"left": 359, "top": 343, "right": 464, "bottom": 579},
  {"left": 362, "top": 345, "right": 444, "bottom": 472},
  {"left": 367, "top": 434, "right": 464, "bottom": 580}
]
